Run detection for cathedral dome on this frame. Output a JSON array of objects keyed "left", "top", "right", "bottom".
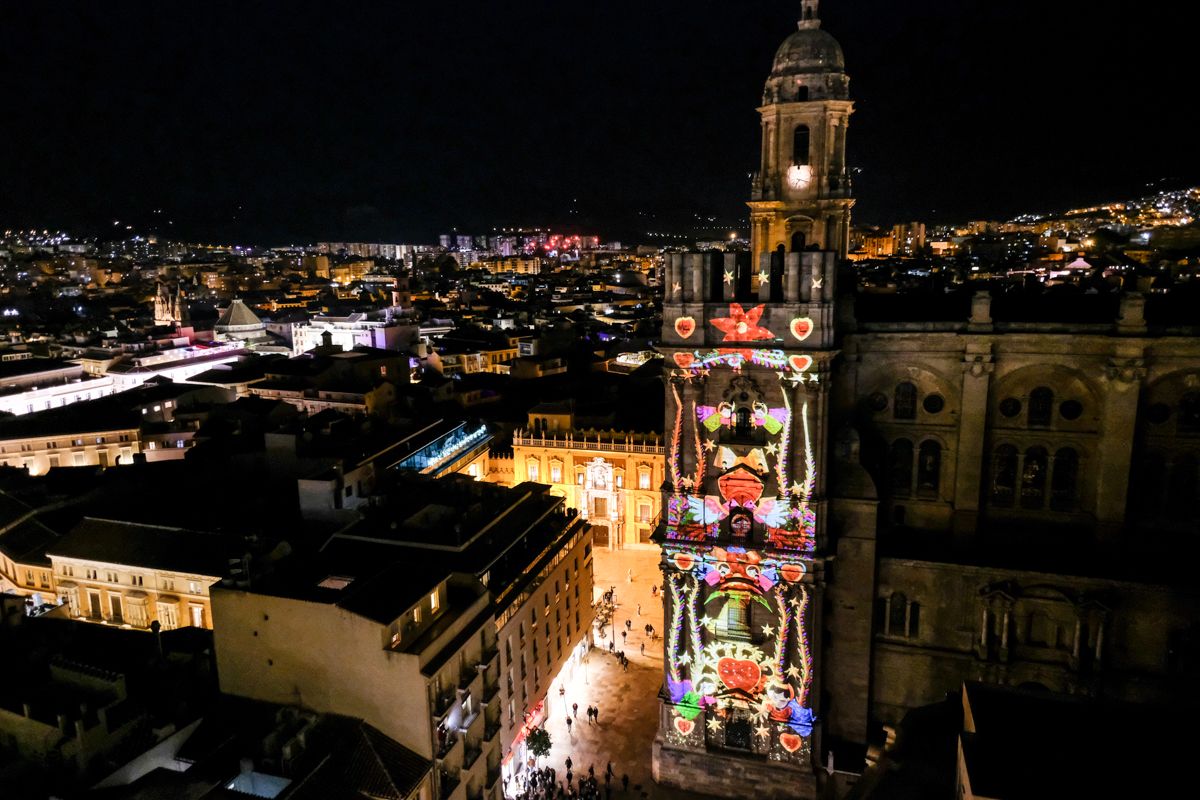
[
  {"left": 770, "top": 28, "right": 845, "bottom": 77},
  {"left": 761, "top": 4, "right": 850, "bottom": 103}
]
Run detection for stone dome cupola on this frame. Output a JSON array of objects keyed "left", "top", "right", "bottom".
[{"left": 763, "top": 0, "right": 850, "bottom": 103}]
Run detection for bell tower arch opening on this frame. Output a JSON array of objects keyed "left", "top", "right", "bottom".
[{"left": 793, "top": 124, "right": 810, "bottom": 166}]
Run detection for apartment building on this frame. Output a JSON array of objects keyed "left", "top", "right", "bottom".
[{"left": 212, "top": 475, "right": 593, "bottom": 800}]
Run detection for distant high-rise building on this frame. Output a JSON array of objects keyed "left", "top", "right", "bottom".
[{"left": 892, "top": 221, "right": 926, "bottom": 255}]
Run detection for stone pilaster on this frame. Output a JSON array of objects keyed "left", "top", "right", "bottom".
[
  {"left": 1095, "top": 355, "right": 1146, "bottom": 537},
  {"left": 952, "top": 348, "right": 994, "bottom": 537}
]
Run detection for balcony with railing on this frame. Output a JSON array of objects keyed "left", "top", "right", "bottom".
[
  {"left": 438, "top": 769, "right": 460, "bottom": 800},
  {"left": 436, "top": 732, "right": 462, "bottom": 763},
  {"left": 512, "top": 429, "right": 664, "bottom": 455},
  {"left": 459, "top": 666, "right": 483, "bottom": 695},
  {"left": 482, "top": 674, "right": 500, "bottom": 704},
  {"left": 463, "top": 738, "right": 483, "bottom": 771},
  {"left": 434, "top": 689, "right": 456, "bottom": 717}
]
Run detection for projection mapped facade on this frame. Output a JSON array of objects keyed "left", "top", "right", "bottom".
[{"left": 653, "top": 4, "right": 848, "bottom": 796}]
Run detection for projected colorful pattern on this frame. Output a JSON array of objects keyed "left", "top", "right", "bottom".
[{"left": 662, "top": 325, "right": 819, "bottom": 762}]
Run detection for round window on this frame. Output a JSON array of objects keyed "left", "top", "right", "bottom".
[
  {"left": 923, "top": 394, "right": 945, "bottom": 414},
  {"left": 868, "top": 392, "right": 888, "bottom": 412},
  {"left": 999, "top": 398, "right": 1021, "bottom": 418},
  {"left": 1146, "top": 403, "right": 1171, "bottom": 425},
  {"left": 1059, "top": 400, "right": 1083, "bottom": 421}
]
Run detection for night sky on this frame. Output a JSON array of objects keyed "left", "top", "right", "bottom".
[{"left": 1, "top": 1, "right": 1193, "bottom": 245}]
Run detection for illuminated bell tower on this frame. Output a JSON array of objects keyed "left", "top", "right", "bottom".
[{"left": 749, "top": 0, "right": 854, "bottom": 264}]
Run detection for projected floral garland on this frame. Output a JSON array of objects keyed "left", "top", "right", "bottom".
[{"left": 661, "top": 307, "right": 820, "bottom": 763}]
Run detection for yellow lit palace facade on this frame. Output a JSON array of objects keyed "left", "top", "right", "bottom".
[{"left": 507, "top": 402, "right": 664, "bottom": 548}]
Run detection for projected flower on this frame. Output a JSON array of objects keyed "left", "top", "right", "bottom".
[{"left": 710, "top": 303, "right": 774, "bottom": 342}]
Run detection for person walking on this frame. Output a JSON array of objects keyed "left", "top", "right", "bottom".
[
  {"left": 566, "top": 716, "right": 573, "bottom": 733},
  {"left": 572, "top": 702, "right": 578, "bottom": 719},
  {"left": 640, "top": 642, "right": 645, "bottom": 656},
  {"left": 565, "top": 756, "right": 573, "bottom": 773},
  {"left": 621, "top": 630, "right": 627, "bottom": 645},
  {"left": 595, "top": 706, "right": 601, "bottom": 724},
  {"left": 637, "top": 603, "right": 641, "bottom": 616},
  {"left": 621, "top": 774, "right": 629, "bottom": 792},
  {"left": 626, "top": 568, "right": 632, "bottom": 583}
]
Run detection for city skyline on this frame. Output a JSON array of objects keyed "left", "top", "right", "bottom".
[{"left": 2, "top": 1, "right": 1195, "bottom": 244}]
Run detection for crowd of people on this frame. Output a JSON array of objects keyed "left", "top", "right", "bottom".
[
  {"left": 506, "top": 563, "right": 655, "bottom": 799},
  {"left": 511, "top": 761, "right": 629, "bottom": 800}
]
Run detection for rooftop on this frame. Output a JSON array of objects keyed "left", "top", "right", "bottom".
[{"left": 47, "top": 517, "right": 235, "bottom": 577}]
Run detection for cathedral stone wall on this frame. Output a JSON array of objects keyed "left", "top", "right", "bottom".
[
  {"left": 652, "top": 736, "right": 819, "bottom": 800},
  {"left": 868, "top": 558, "right": 1200, "bottom": 727}
]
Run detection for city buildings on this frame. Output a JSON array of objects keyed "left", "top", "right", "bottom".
[{"left": 212, "top": 476, "right": 593, "bottom": 800}]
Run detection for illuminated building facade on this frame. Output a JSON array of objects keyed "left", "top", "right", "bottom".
[
  {"left": 47, "top": 518, "right": 225, "bottom": 631},
  {"left": 651, "top": 5, "right": 1200, "bottom": 794},
  {"left": 748, "top": 0, "right": 854, "bottom": 264},
  {"left": 510, "top": 402, "right": 664, "bottom": 547},
  {"left": 656, "top": 185, "right": 840, "bottom": 795}
]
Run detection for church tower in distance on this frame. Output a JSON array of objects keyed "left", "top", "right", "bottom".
[
  {"left": 749, "top": 0, "right": 854, "bottom": 263},
  {"left": 652, "top": 9, "right": 848, "bottom": 797}
]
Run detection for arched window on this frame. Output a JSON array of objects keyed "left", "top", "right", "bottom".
[
  {"left": 1181, "top": 393, "right": 1200, "bottom": 434},
  {"left": 1021, "top": 446, "right": 1048, "bottom": 509},
  {"left": 889, "top": 438, "right": 913, "bottom": 498},
  {"left": 791, "top": 231, "right": 806, "bottom": 252},
  {"left": 1132, "top": 452, "right": 1166, "bottom": 516},
  {"left": 1167, "top": 454, "right": 1199, "bottom": 520},
  {"left": 894, "top": 382, "right": 917, "bottom": 420},
  {"left": 888, "top": 593, "right": 907, "bottom": 635},
  {"left": 991, "top": 445, "right": 1018, "bottom": 507},
  {"left": 1028, "top": 387, "right": 1054, "bottom": 427},
  {"left": 917, "top": 440, "right": 941, "bottom": 498},
  {"left": 792, "top": 125, "right": 810, "bottom": 166},
  {"left": 1050, "top": 448, "right": 1079, "bottom": 511},
  {"left": 734, "top": 407, "right": 753, "bottom": 439}
]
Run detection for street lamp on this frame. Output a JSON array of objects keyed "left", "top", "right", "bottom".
[{"left": 609, "top": 585, "right": 616, "bottom": 645}]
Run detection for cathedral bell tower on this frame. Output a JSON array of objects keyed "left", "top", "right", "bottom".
[
  {"left": 652, "top": 5, "right": 848, "bottom": 798},
  {"left": 749, "top": 0, "right": 853, "bottom": 263}
]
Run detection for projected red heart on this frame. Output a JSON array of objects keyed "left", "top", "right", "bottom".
[
  {"left": 788, "top": 355, "right": 812, "bottom": 373},
  {"left": 779, "top": 563, "right": 805, "bottom": 583},
  {"left": 717, "top": 657, "right": 760, "bottom": 694},
  {"left": 789, "top": 317, "right": 813, "bottom": 342},
  {"left": 673, "top": 352, "right": 695, "bottom": 369}
]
